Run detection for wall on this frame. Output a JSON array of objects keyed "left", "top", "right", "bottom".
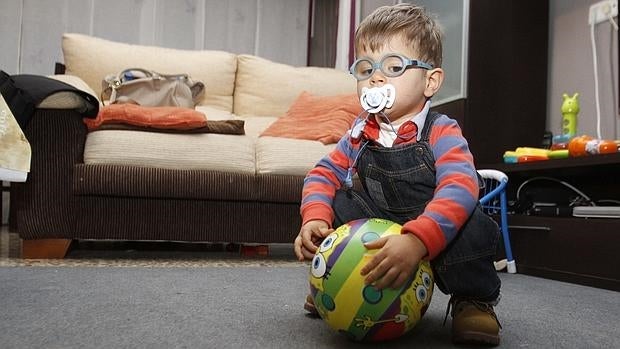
[
  {"left": 3, "top": 0, "right": 616, "bottom": 139},
  {"left": 0, "top": 0, "right": 309, "bottom": 75},
  {"left": 358, "top": 0, "right": 619, "bottom": 141},
  {"left": 548, "top": 0, "right": 619, "bottom": 140},
  {"left": 359, "top": 1, "right": 468, "bottom": 106}
]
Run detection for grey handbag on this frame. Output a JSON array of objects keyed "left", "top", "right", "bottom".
[{"left": 102, "top": 68, "right": 205, "bottom": 108}]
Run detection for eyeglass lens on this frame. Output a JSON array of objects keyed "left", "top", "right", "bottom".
[{"left": 352, "top": 55, "right": 411, "bottom": 80}]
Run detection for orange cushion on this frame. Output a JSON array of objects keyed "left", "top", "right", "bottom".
[
  {"left": 84, "top": 104, "right": 207, "bottom": 131},
  {"left": 260, "top": 91, "right": 362, "bottom": 144}
]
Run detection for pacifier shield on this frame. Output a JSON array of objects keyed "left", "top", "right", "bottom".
[{"left": 360, "top": 84, "right": 396, "bottom": 113}]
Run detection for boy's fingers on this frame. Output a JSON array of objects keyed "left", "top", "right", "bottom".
[
  {"left": 301, "top": 247, "right": 315, "bottom": 260},
  {"left": 301, "top": 234, "right": 318, "bottom": 255},
  {"left": 363, "top": 236, "right": 387, "bottom": 250},
  {"left": 364, "top": 259, "right": 392, "bottom": 288},
  {"left": 392, "top": 272, "right": 409, "bottom": 289},
  {"left": 381, "top": 268, "right": 403, "bottom": 290},
  {"left": 293, "top": 236, "right": 305, "bottom": 261},
  {"left": 318, "top": 227, "right": 334, "bottom": 237},
  {"left": 360, "top": 249, "right": 383, "bottom": 276}
]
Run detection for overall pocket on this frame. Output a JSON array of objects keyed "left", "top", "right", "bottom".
[{"left": 364, "top": 161, "right": 435, "bottom": 213}]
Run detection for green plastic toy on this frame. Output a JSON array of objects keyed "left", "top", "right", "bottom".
[{"left": 561, "top": 92, "right": 580, "bottom": 138}]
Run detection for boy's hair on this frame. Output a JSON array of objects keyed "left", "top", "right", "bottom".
[{"left": 355, "top": 3, "right": 443, "bottom": 68}]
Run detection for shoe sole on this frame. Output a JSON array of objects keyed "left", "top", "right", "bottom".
[
  {"left": 304, "top": 300, "right": 319, "bottom": 316},
  {"left": 304, "top": 294, "right": 320, "bottom": 317},
  {"left": 453, "top": 331, "right": 500, "bottom": 346}
]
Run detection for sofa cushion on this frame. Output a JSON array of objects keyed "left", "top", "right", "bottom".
[
  {"left": 195, "top": 106, "right": 234, "bottom": 120},
  {"left": 84, "top": 131, "right": 255, "bottom": 174},
  {"left": 238, "top": 115, "right": 278, "bottom": 138},
  {"left": 233, "top": 54, "right": 357, "bottom": 117},
  {"left": 256, "top": 136, "right": 335, "bottom": 176},
  {"left": 84, "top": 104, "right": 208, "bottom": 131},
  {"left": 260, "top": 91, "right": 361, "bottom": 144},
  {"left": 62, "top": 33, "right": 237, "bottom": 112}
]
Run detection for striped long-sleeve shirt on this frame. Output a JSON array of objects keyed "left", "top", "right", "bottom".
[{"left": 300, "top": 113, "right": 479, "bottom": 259}]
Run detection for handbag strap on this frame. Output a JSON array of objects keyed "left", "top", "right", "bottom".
[
  {"left": 118, "top": 68, "right": 155, "bottom": 80},
  {"left": 119, "top": 68, "right": 189, "bottom": 81},
  {"left": 105, "top": 68, "right": 190, "bottom": 90}
]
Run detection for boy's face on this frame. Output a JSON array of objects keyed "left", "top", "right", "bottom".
[{"left": 354, "top": 35, "right": 443, "bottom": 122}]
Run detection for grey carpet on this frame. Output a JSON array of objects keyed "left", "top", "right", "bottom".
[{"left": 1, "top": 266, "right": 618, "bottom": 349}]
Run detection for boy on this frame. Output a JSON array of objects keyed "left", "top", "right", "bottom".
[{"left": 294, "top": 4, "right": 502, "bottom": 346}]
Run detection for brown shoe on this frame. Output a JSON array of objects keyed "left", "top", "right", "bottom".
[
  {"left": 304, "top": 294, "right": 319, "bottom": 317},
  {"left": 447, "top": 297, "right": 501, "bottom": 346}
]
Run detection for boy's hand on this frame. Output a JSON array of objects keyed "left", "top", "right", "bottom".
[
  {"left": 294, "top": 220, "right": 334, "bottom": 261},
  {"left": 360, "top": 233, "right": 428, "bottom": 290}
]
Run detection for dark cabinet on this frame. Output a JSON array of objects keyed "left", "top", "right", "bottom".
[
  {"left": 431, "top": 0, "right": 549, "bottom": 166},
  {"left": 492, "top": 153, "right": 620, "bottom": 291}
]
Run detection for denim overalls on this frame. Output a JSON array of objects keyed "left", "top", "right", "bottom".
[{"left": 332, "top": 112, "right": 501, "bottom": 301}]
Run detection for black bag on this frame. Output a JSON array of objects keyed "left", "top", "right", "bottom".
[{"left": 0, "top": 70, "right": 99, "bottom": 128}]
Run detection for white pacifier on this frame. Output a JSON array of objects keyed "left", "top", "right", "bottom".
[{"left": 360, "top": 84, "right": 396, "bottom": 113}]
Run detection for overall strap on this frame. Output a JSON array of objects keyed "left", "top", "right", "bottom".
[{"left": 419, "top": 111, "right": 441, "bottom": 142}]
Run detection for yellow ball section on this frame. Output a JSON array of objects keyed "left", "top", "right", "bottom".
[{"left": 308, "top": 218, "right": 434, "bottom": 342}]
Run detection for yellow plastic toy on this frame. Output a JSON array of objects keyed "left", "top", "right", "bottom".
[{"left": 503, "top": 147, "right": 569, "bottom": 163}]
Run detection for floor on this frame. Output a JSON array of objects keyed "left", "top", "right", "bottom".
[{"left": 0, "top": 225, "right": 301, "bottom": 267}]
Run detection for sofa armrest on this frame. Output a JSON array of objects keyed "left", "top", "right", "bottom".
[
  {"left": 38, "top": 74, "right": 102, "bottom": 110},
  {"left": 9, "top": 108, "right": 88, "bottom": 237}
]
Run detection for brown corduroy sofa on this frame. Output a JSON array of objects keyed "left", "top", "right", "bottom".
[{"left": 9, "top": 33, "right": 357, "bottom": 258}]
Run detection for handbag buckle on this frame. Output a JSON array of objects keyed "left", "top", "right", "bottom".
[{"left": 111, "top": 78, "right": 122, "bottom": 89}]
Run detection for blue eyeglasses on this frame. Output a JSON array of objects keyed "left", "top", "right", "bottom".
[{"left": 349, "top": 54, "right": 433, "bottom": 81}]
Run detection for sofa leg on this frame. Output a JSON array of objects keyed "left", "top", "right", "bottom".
[{"left": 22, "top": 239, "right": 72, "bottom": 259}]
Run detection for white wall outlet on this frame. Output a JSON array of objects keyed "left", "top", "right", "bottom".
[{"left": 589, "top": 0, "right": 618, "bottom": 25}]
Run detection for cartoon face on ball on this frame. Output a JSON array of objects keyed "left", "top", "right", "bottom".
[{"left": 308, "top": 218, "right": 434, "bottom": 342}]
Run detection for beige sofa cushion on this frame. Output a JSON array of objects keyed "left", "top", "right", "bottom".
[
  {"left": 84, "top": 131, "right": 255, "bottom": 174},
  {"left": 62, "top": 33, "right": 237, "bottom": 112},
  {"left": 237, "top": 115, "right": 278, "bottom": 138},
  {"left": 256, "top": 137, "right": 335, "bottom": 176},
  {"left": 233, "top": 54, "right": 357, "bottom": 117},
  {"left": 195, "top": 106, "right": 234, "bottom": 121}
]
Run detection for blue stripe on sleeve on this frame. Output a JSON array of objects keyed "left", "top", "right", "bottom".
[
  {"left": 426, "top": 211, "right": 459, "bottom": 242},
  {"left": 433, "top": 184, "right": 477, "bottom": 208},
  {"left": 301, "top": 193, "right": 332, "bottom": 206}
]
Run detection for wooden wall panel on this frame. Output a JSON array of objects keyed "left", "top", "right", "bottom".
[
  {"left": 204, "top": 0, "right": 258, "bottom": 54},
  {"left": 157, "top": 0, "right": 201, "bottom": 50},
  {"left": 0, "top": 0, "right": 22, "bottom": 73},
  {"left": 62, "top": 0, "right": 93, "bottom": 34},
  {"left": 20, "top": 0, "right": 69, "bottom": 74},
  {"left": 257, "top": 0, "right": 309, "bottom": 66},
  {"left": 0, "top": 0, "right": 310, "bottom": 75},
  {"left": 91, "top": 0, "right": 152, "bottom": 44},
  {"left": 19, "top": 0, "right": 95, "bottom": 75}
]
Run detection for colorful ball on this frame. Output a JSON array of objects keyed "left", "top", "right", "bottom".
[{"left": 309, "top": 218, "right": 434, "bottom": 342}]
